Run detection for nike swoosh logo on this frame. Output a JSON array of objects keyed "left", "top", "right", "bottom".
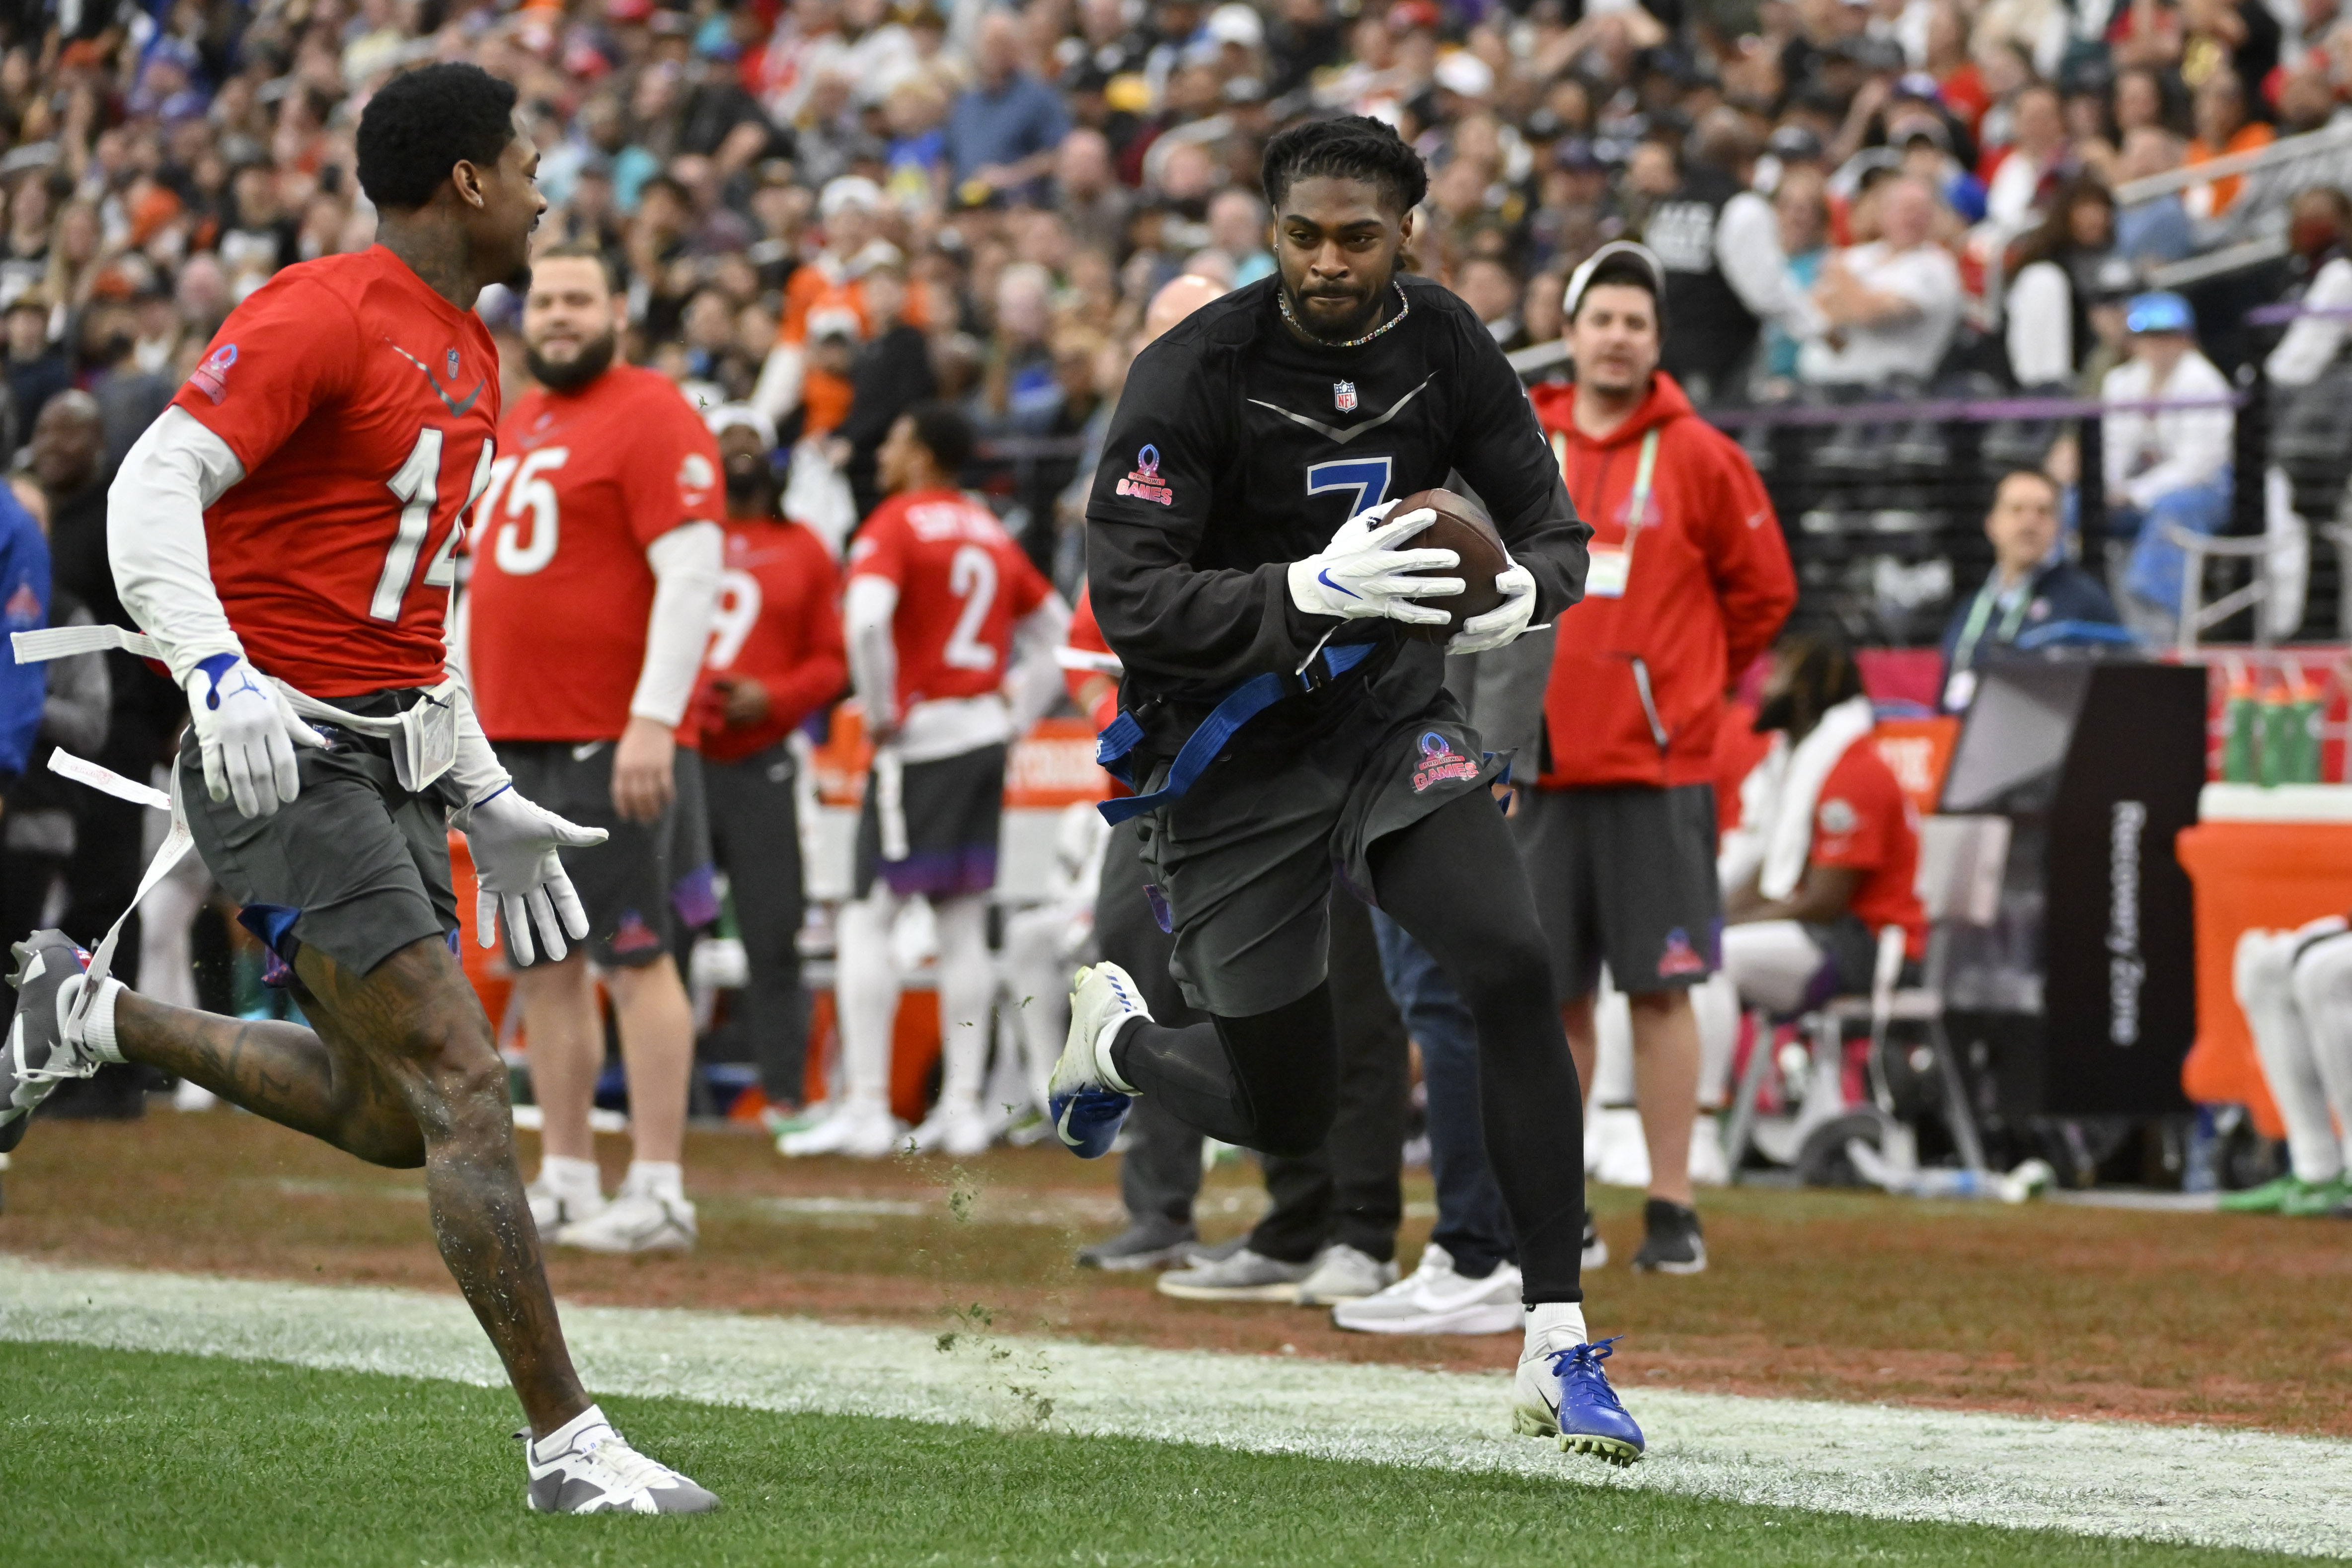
[
  {"left": 387, "top": 343, "right": 486, "bottom": 418},
  {"left": 572, "top": 742, "right": 606, "bottom": 761},
  {"left": 1317, "top": 569, "right": 1361, "bottom": 599},
  {"left": 1248, "top": 374, "right": 1436, "bottom": 445}
]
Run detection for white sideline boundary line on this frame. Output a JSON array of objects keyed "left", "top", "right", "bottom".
[{"left": 3, "top": 1261, "right": 2350, "bottom": 1557}]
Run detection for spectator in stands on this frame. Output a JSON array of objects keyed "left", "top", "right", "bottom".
[
  {"left": 2005, "top": 177, "right": 2126, "bottom": 390},
  {"left": 1800, "top": 174, "right": 1964, "bottom": 387},
  {"left": 1716, "top": 629, "right": 1926, "bottom": 1026},
  {"left": 1938, "top": 469, "right": 2122, "bottom": 711},
  {"left": 1056, "top": 129, "right": 1134, "bottom": 260},
  {"left": 2103, "top": 290, "right": 2236, "bottom": 637},
  {"left": 1525, "top": 242, "right": 1797, "bottom": 1273},
  {"left": 2114, "top": 128, "right": 2200, "bottom": 263},
  {"left": 2184, "top": 69, "right": 2274, "bottom": 222},
  {"left": 2, "top": 289, "right": 65, "bottom": 454},
  {"left": 946, "top": 11, "right": 1071, "bottom": 206},
  {"left": 1983, "top": 81, "right": 2073, "bottom": 231},
  {"left": 2264, "top": 186, "right": 2352, "bottom": 389},
  {"left": 1763, "top": 166, "right": 1833, "bottom": 385}
]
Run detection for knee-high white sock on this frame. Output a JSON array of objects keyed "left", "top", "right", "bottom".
[
  {"left": 1593, "top": 974, "right": 1635, "bottom": 1107},
  {"left": 1690, "top": 972, "right": 1741, "bottom": 1109},
  {"left": 2288, "top": 924, "right": 2352, "bottom": 1175},
  {"left": 2236, "top": 926, "right": 2344, "bottom": 1184},
  {"left": 1001, "top": 906, "right": 1073, "bottom": 1108},
  {"left": 933, "top": 895, "right": 993, "bottom": 1110},
  {"left": 835, "top": 890, "right": 901, "bottom": 1108}
]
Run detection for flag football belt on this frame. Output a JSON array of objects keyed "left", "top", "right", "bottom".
[
  {"left": 11, "top": 624, "right": 459, "bottom": 793},
  {"left": 1092, "top": 639, "right": 1376, "bottom": 826}
]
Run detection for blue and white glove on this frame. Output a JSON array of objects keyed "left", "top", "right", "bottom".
[
  {"left": 461, "top": 785, "right": 608, "bottom": 967},
  {"left": 1286, "top": 500, "right": 1462, "bottom": 628},
  {"left": 182, "top": 652, "right": 326, "bottom": 818},
  {"left": 1446, "top": 561, "right": 1538, "bottom": 655}
]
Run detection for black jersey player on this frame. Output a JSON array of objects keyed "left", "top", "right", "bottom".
[{"left": 1045, "top": 116, "right": 1643, "bottom": 1462}]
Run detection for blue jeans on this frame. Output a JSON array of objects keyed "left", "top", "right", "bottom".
[
  {"left": 1371, "top": 909, "right": 1517, "bottom": 1278},
  {"left": 2115, "top": 468, "right": 2232, "bottom": 620}
]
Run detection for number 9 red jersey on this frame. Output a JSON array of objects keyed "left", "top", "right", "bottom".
[
  {"left": 845, "top": 488, "right": 1050, "bottom": 711},
  {"left": 168, "top": 247, "right": 500, "bottom": 698}
]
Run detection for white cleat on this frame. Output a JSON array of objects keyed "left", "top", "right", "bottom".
[
  {"left": 909, "top": 1098, "right": 994, "bottom": 1158},
  {"left": 777, "top": 1097, "right": 902, "bottom": 1158},
  {"left": 1332, "top": 1244, "right": 1523, "bottom": 1335},
  {"left": 523, "top": 1405, "right": 719, "bottom": 1513},
  {"left": 1047, "top": 963, "right": 1148, "bottom": 1158},
  {"left": 3, "top": 931, "right": 102, "bottom": 1154},
  {"left": 555, "top": 1191, "right": 696, "bottom": 1253}
]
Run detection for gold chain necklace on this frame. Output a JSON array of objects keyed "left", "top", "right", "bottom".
[{"left": 1277, "top": 282, "right": 1411, "bottom": 348}]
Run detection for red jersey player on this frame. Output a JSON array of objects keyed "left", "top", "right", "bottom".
[
  {"left": 0, "top": 67, "right": 712, "bottom": 1512},
  {"left": 461, "top": 243, "right": 722, "bottom": 1255},
  {"left": 690, "top": 403, "right": 845, "bottom": 1129},
  {"left": 779, "top": 402, "right": 1067, "bottom": 1159}
]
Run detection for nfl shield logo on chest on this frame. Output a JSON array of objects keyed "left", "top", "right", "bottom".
[
  {"left": 447, "top": 349, "right": 461, "bottom": 379},
  {"left": 1334, "top": 380, "right": 1357, "bottom": 412}
]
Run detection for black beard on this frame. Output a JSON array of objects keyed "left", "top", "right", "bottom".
[
  {"left": 505, "top": 260, "right": 533, "bottom": 293},
  {"left": 1283, "top": 278, "right": 1389, "bottom": 343},
  {"left": 1752, "top": 690, "right": 1805, "bottom": 735},
  {"left": 724, "top": 470, "right": 774, "bottom": 515},
  {"left": 526, "top": 328, "right": 615, "bottom": 392}
]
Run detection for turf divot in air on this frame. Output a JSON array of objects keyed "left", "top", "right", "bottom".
[{"left": 6, "top": 1261, "right": 2352, "bottom": 1558}]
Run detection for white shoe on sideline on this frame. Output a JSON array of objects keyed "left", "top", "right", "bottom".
[
  {"left": 1294, "top": 1243, "right": 1398, "bottom": 1306},
  {"left": 909, "top": 1098, "right": 994, "bottom": 1158},
  {"left": 1689, "top": 1112, "right": 1730, "bottom": 1187},
  {"left": 555, "top": 1191, "right": 695, "bottom": 1253},
  {"left": 526, "top": 1175, "right": 607, "bottom": 1236},
  {"left": 524, "top": 1404, "right": 718, "bottom": 1513},
  {"left": 778, "top": 1098, "right": 902, "bottom": 1158},
  {"left": 1332, "top": 1244, "right": 1522, "bottom": 1335}
]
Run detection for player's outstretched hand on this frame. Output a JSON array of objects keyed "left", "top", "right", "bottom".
[
  {"left": 1447, "top": 561, "right": 1538, "bottom": 655},
  {"left": 1287, "top": 500, "right": 1462, "bottom": 627},
  {"left": 182, "top": 652, "right": 326, "bottom": 819},
  {"left": 463, "top": 786, "right": 609, "bottom": 967}
]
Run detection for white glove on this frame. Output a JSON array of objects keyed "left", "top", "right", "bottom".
[
  {"left": 183, "top": 652, "right": 326, "bottom": 818},
  {"left": 1446, "top": 561, "right": 1538, "bottom": 655},
  {"left": 461, "top": 785, "right": 608, "bottom": 967},
  {"left": 1286, "top": 501, "right": 1463, "bottom": 627}
]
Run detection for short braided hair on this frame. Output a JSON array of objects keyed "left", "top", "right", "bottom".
[{"left": 1260, "top": 115, "right": 1429, "bottom": 216}]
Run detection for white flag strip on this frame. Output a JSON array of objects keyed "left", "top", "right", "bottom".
[
  {"left": 10, "top": 625, "right": 167, "bottom": 663},
  {"left": 46, "top": 749, "right": 172, "bottom": 813}
]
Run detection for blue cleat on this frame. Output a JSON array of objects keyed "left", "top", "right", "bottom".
[
  {"left": 1046, "top": 963, "right": 1148, "bottom": 1158},
  {"left": 1550, "top": 1337, "right": 1645, "bottom": 1465}
]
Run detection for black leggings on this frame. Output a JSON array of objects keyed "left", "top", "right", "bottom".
[{"left": 1112, "top": 788, "right": 1586, "bottom": 1302}]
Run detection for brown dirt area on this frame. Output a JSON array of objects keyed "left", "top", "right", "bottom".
[{"left": 4, "top": 1110, "right": 2349, "bottom": 1436}]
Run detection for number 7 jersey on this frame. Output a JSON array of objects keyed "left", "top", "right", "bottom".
[
  {"left": 846, "top": 487, "right": 1051, "bottom": 711},
  {"left": 167, "top": 245, "right": 499, "bottom": 698}
]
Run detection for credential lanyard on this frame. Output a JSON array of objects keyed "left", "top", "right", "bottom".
[{"left": 1951, "top": 574, "right": 2033, "bottom": 674}]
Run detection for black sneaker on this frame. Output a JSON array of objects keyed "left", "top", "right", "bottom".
[
  {"left": 1075, "top": 1214, "right": 1197, "bottom": 1271},
  {"left": 1581, "top": 1207, "right": 1608, "bottom": 1270},
  {"left": 1631, "top": 1198, "right": 1706, "bottom": 1274}
]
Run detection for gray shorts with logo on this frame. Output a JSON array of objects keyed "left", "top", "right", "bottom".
[
  {"left": 1512, "top": 781, "right": 1722, "bottom": 1001},
  {"left": 179, "top": 689, "right": 459, "bottom": 979},
  {"left": 491, "top": 740, "right": 681, "bottom": 969},
  {"left": 1134, "top": 664, "right": 1505, "bottom": 1019}
]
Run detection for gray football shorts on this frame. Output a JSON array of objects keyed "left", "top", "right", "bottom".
[
  {"left": 1133, "top": 666, "right": 1505, "bottom": 1019},
  {"left": 1512, "top": 781, "right": 1722, "bottom": 1001},
  {"left": 491, "top": 740, "right": 678, "bottom": 969},
  {"left": 179, "top": 689, "right": 459, "bottom": 979}
]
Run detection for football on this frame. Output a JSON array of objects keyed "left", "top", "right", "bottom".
[{"left": 1390, "top": 488, "right": 1510, "bottom": 643}]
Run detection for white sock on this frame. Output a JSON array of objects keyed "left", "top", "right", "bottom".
[
  {"left": 531, "top": 1402, "right": 610, "bottom": 1461},
  {"left": 835, "top": 893, "right": 900, "bottom": 1106},
  {"left": 1522, "top": 1300, "right": 1588, "bottom": 1358},
  {"left": 932, "top": 896, "right": 992, "bottom": 1108},
  {"left": 624, "top": 1160, "right": 684, "bottom": 1202},
  {"left": 69, "top": 975, "right": 128, "bottom": 1065},
  {"left": 1094, "top": 1012, "right": 1140, "bottom": 1095},
  {"left": 538, "top": 1154, "right": 601, "bottom": 1201}
]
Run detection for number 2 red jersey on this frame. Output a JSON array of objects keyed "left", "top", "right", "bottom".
[
  {"left": 169, "top": 245, "right": 500, "bottom": 698},
  {"left": 846, "top": 488, "right": 1050, "bottom": 711},
  {"left": 465, "top": 364, "right": 723, "bottom": 742}
]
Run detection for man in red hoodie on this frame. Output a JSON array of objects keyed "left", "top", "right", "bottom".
[{"left": 1521, "top": 241, "right": 1796, "bottom": 1275}]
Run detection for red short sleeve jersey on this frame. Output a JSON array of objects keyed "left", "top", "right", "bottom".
[
  {"left": 170, "top": 247, "right": 500, "bottom": 697},
  {"left": 691, "top": 516, "right": 847, "bottom": 763},
  {"left": 1813, "top": 739, "right": 1928, "bottom": 958},
  {"left": 846, "top": 488, "right": 1051, "bottom": 711},
  {"left": 465, "top": 364, "right": 723, "bottom": 741}
]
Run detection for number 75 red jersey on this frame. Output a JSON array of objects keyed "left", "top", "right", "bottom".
[
  {"left": 167, "top": 246, "right": 499, "bottom": 698},
  {"left": 845, "top": 488, "right": 1051, "bottom": 711}
]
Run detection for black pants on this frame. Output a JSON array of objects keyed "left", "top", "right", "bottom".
[
  {"left": 1114, "top": 787, "right": 1585, "bottom": 1301},
  {"left": 1097, "top": 817, "right": 1412, "bottom": 1264},
  {"left": 703, "top": 744, "right": 810, "bottom": 1103}
]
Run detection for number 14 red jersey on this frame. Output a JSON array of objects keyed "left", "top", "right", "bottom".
[
  {"left": 169, "top": 245, "right": 499, "bottom": 698},
  {"left": 846, "top": 489, "right": 1050, "bottom": 712}
]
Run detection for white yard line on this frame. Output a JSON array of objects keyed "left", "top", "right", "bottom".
[{"left": 2, "top": 1260, "right": 2348, "bottom": 1557}]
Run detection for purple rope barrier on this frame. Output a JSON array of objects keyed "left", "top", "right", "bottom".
[{"left": 1699, "top": 393, "right": 2243, "bottom": 428}]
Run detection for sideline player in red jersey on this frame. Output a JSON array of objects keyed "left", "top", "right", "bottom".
[
  {"left": 461, "top": 242, "right": 723, "bottom": 1255},
  {"left": 689, "top": 403, "right": 845, "bottom": 1133},
  {"left": 0, "top": 66, "right": 715, "bottom": 1513},
  {"left": 780, "top": 402, "right": 1067, "bottom": 1159}
]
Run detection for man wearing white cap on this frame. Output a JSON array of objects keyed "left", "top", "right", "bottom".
[
  {"left": 1522, "top": 241, "right": 1795, "bottom": 1273},
  {"left": 754, "top": 175, "right": 889, "bottom": 433}
]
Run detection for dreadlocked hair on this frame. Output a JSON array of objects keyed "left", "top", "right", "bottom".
[{"left": 1260, "top": 115, "right": 1430, "bottom": 216}]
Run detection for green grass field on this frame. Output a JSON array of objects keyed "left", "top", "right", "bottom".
[{"left": 0, "top": 1341, "right": 2305, "bottom": 1568}]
